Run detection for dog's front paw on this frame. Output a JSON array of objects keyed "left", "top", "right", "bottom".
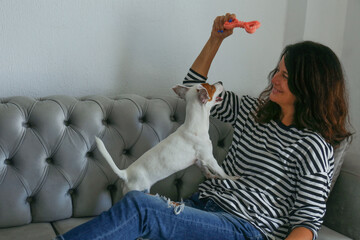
[
  {"left": 205, "top": 172, "right": 217, "bottom": 179},
  {"left": 228, "top": 175, "right": 241, "bottom": 181}
]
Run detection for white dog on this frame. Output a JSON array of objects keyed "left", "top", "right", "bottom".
[{"left": 95, "top": 82, "right": 238, "bottom": 195}]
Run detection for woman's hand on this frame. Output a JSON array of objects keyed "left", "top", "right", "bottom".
[
  {"left": 210, "top": 13, "right": 236, "bottom": 40},
  {"left": 190, "top": 13, "right": 237, "bottom": 77}
]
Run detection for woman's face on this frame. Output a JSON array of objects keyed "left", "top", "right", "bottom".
[{"left": 270, "top": 57, "right": 296, "bottom": 111}]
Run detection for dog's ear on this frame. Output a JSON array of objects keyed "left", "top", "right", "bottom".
[
  {"left": 197, "top": 85, "right": 210, "bottom": 104},
  {"left": 172, "top": 85, "right": 190, "bottom": 99}
]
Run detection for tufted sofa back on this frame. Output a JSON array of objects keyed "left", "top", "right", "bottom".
[{"left": 0, "top": 94, "right": 233, "bottom": 228}]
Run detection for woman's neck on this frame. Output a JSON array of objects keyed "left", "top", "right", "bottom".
[{"left": 280, "top": 106, "right": 295, "bottom": 126}]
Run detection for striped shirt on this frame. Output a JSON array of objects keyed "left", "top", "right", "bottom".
[{"left": 184, "top": 69, "right": 334, "bottom": 240}]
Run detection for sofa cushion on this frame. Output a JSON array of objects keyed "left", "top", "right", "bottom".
[
  {"left": 0, "top": 223, "right": 56, "bottom": 240},
  {"left": 318, "top": 225, "right": 352, "bottom": 240},
  {"left": 324, "top": 152, "right": 360, "bottom": 239},
  {"left": 330, "top": 137, "right": 350, "bottom": 191},
  {"left": 52, "top": 217, "right": 93, "bottom": 235}
]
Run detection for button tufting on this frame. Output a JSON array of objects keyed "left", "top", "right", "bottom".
[
  {"left": 139, "top": 117, "right": 146, "bottom": 123},
  {"left": 86, "top": 152, "right": 94, "bottom": 158},
  {"left": 22, "top": 122, "right": 31, "bottom": 128},
  {"left": 218, "top": 140, "right": 225, "bottom": 148},
  {"left": 102, "top": 119, "right": 109, "bottom": 126},
  {"left": 170, "top": 116, "right": 176, "bottom": 122},
  {"left": 4, "top": 159, "right": 11, "bottom": 165},
  {"left": 122, "top": 150, "right": 128, "bottom": 155},
  {"left": 174, "top": 179, "right": 182, "bottom": 187},
  {"left": 26, "top": 197, "right": 34, "bottom": 203},
  {"left": 68, "top": 189, "right": 75, "bottom": 195},
  {"left": 46, "top": 158, "right": 53, "bottom": 164},
  {"left": 107, "top": 185, "right": 116, "bottom": 191},
  {"left": 64, "top": 120, "right": 70, "bottom": 126}
]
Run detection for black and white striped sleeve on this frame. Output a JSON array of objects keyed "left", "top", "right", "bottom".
[
  {"left": 183, "top": 68, "right": 207, "bottom": 86},
  {"left": 183, "top": 68, "right": 242, "bottom": 126},
  {"left": 290, "top": 137, "right": 334, "bottom": 239},
  {"left": 210, "top": 91, "right": 241, "bottom": 126}
]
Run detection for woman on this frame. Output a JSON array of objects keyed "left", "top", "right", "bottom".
[{"left": 56, "top": 13, "right": 352, "bottom": 240}]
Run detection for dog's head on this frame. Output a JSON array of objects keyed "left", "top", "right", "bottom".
[{"left": 172, "top": 82, "right": 224, "bottom": 106}]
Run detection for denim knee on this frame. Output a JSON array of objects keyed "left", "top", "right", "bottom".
[
  {"left": 116, "top": 190, "right": 150, "bottom": 212},
  {"left": 123, "top": 190, "right": 146, "bottom": 200},
  {"left": 117, "top": 190, "right": 139, "bottom": 205},
  {"left": 120, "top": 191, "right": 184, "bottom": 215}
]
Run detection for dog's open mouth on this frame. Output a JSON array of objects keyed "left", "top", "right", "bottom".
[{"left": 215, "top": 97, "right": 223, "bottom": 103}]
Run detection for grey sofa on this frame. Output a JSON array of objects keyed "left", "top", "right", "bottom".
[{"left": 0, "top": 94, "right": 358, "bottom": 240}]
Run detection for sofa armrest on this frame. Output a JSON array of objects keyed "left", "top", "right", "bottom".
[{"left": 323, "top": 152, "right": 360, "bottom": 239}]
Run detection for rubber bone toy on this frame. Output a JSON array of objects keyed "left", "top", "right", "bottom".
[{"left": 220, "top": 18, "right": 261, "bottom": 34}]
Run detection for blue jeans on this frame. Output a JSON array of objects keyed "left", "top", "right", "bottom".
[{"left": 56, "top": 191, "right": 265, "bottom": 240}]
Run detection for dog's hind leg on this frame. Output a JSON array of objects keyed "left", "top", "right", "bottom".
[
  {"left": 195, "top": 160, "right": 217, "bottom": 179},
  {"left": 200, "top": 157, "right": 240, "bottom": 181}
]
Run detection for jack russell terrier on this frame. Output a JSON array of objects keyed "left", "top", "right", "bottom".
[{"left": 95, "top": 82, "right": 239, "bottom": 195}]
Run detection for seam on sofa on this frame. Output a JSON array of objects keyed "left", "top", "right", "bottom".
[
  {"left": 5, "top": 99, "right": 33, "bottom": 161},
  {"left": 118, "top": 96, "right": 143, "bottom": 120},
  {"left": 0, "top": 164, "right": 6, "bottom": 184},
  {"left": 95, "top": 98, "right": 128, "bottom": 157},
  {"left": 81, "top": 96, "right": 109, "bottom": 123},
  {"left": 0, "top": 143, "right": 6, "bottom": 161},
  {"left": 48, "top": 128, "right": 73, "bottom": 188},
  {"left": 31, "top": 164, "right": 50, "bottom": 197},
  {"left": 39, "top": 97, "right": 68, "bottom": 118},
  {"left": 91, "top": 152, "right": 111, "bottom": 184},
  {"left": 106, "top": 98, "right": 124, "bottom": 144},
  {"left": 112, "top": 96, "right": 145, "bottom": 150},
  {"left": 144, "top": 101, "right": 161, "bottom": 143},
  {"left": 0, "top": 167, "right": 7, "bottom": 187},
  {"left": 67, "top": 124, "right": 91, "bottom": 157},
  {"left": 101, "top": 125, "right": 127, "bottom": 153},
  {"left": 9, "top": 165, "right": 32, "bottom": 196},
  {"left": 51, "top": 162, "right": 72, "bottom": 189},
  {"left": 50, "top": 128, "right": 67, "bottom": 161},
  {"left": 6, "top": 98, "right": 28, "bottom": 122},
  {"left": 150, "top": 97, "right": 176, "bottom": 114},
  {"left": 172, "top": 98, "right": 180, "bottom": 118},
  {"left": 340, "top": 169, "right": 360, "bottom": 177},
  {"left": 63, "top": 101, "right": 94, "bottom": 152},
  {"left": 26, "top": 99, "right": 37, "bottom": 123},
  {"left": 50, "top": 222, "right": 60, "bottom": 236},
  {"left": 31, "top": 126, "right": 51, "bottom": 157},
  {"left": 33, "top": 98, "right": 70, "bottom": 156},
  {"left": 209, "top": 120, "right": 221, "bottom": 137},
  {"left": 72, "top": 155, "right": 89, "bottom": 190},
  {"left": 122, "top": 98, "right": 153, "bottom": 157}
]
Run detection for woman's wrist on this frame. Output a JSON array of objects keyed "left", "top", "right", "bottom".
[
  {"left": 208, "top": 34, "right": 224, "bottom": 46},
  {"left": 190, "top": 36, "right": 223, "bottom": 77}
]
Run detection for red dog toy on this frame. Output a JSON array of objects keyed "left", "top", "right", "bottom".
[{"left": 223, "top": 18, "right": 261, "bottom": 34}]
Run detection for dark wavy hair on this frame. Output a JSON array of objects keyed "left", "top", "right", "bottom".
[{"left": 255, "top": 41, "right": 352, "bottom": 148}]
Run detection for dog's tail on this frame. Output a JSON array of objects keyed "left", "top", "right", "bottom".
[{"left": 95, "top": 137, "right": 127, "bottom": 181}]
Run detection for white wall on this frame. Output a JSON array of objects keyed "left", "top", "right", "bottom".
[
  {"left": 341, "top": 0, "right": 360, "bottom": 155},
  {"left": 0, "top": 0, "right": 287, "bottom": 98},
  {"left": 0, "top": 0, "right": 359, "bottom": 153},
  {"left": 303, "top": 0, "right": 348, "bottom": 57}
]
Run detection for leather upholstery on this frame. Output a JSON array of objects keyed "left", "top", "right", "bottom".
[{"left": 0, "top": 95, "right": 233, "bottom": 228}]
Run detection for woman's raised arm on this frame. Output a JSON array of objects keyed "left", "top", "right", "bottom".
[{"left": 191, "top": 13, "right": 236, "bottom": 78}]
